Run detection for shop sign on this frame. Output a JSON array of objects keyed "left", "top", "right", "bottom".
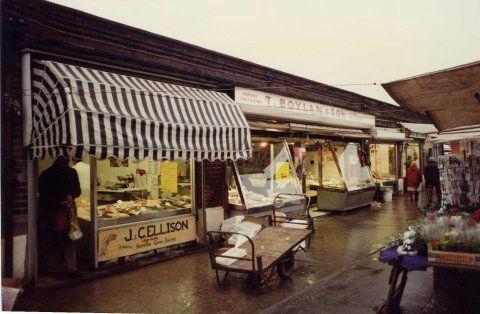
[
  {"left": 372, "top": 127, "right": 406, "bottom": 140},
  {"left": 409, "top": 132, "right": 426, "bottom": 139},
  {"left": 234, "top": 87, "right": 375, "bottom": 129},
  {"left": 98, "top": 215, "right": 196, "bottom": 261}
]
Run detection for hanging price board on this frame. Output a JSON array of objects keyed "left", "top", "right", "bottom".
[
  {"left": 161, "top": 161, "right": 178, "bottom": 193},
  {"left": 275, "top": 162, "right": 291, "bottom": 180}
]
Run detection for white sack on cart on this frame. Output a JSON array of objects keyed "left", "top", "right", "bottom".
[
  {"left": 234, "top": 221, "right": 262, "bottom": 247},
  {"left": 281, "top": 219, "right": 308, "bottom": 229},
  {"left": 221, "top": 215, "right": 244, "bottom": 232},
  {"left": 220, "top": 216, "right": 262, "bottom": 247},
  {"left": 215, "top": 247, "right": 247, "bottom": 266}
]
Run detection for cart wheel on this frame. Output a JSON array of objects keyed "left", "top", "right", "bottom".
[
  {"left": 246, "top": 273, "right": 270, "bottom": 293},
  {"left": 246, "top": 273, "right": 259, "bottom": 289},
  {"left": 277, "top": 251, "right": 295, "bottom": 279}
]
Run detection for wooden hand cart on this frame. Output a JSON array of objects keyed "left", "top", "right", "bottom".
[
  {"left": 207, "top": 193, "right": 313, "bottom": 290},
  {"left": 272, "top": 193, "right": 313, "bottom": 227}
]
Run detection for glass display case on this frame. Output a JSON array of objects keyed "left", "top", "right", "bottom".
[
  {"left": 305, "top": 147, "right": 321, "bottom": 198},
  {"left": 370, "top": 143, "right": 397, "bottom": 182},
  {"left": 95, "top": 158, "right": 193, "bottom": 227},
  {"left": 318, "top": 142, "right": 376, "bottom": 211},
  {"left": 228, "top": 140, "right": 303, "bottom": 213}
]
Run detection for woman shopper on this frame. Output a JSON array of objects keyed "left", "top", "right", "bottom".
[
  {"left": 406, "top": 162, "right": 422, "bottom": 200},
  {"left": 38, "top": 156, "right": 81, "bottom": 276}
]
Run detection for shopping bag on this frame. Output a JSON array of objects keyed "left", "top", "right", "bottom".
[{"left": 68, "top": 206, "right": 83, "bottom": 241}]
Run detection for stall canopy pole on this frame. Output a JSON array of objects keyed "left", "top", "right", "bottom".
[
  {"left": 90, "top": 158, "right": 99, "bottom": 268},
  {"left": 23, "top": 51, "right": 39, "bottom": 284},
  {"left": 201, "top": 160, "right": 207, "bottom": 246},
  {"left": 22, "top": 52, "right": 32, "bottom": 146}
]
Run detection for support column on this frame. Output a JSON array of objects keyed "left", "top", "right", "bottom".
[{"left": 23, "top": 52, "right": 38, "bottom": 284}]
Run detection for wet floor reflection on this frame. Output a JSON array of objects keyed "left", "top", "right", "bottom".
[{"left": 17, "top": 195, "right": 422, "bottom": 313}]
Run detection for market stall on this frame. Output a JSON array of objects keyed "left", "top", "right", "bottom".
[
  {"left": 317, "top": 142, "right": 375, "bottom": 211},
  {"left": 378, "top": 141, "right": 480, "bottom": 311},
  {"left": 233, "top": 87, "right": 376, "bottom": 212},
  {"left": 379, "top": 61, "right": 480, "bottom": 311},
  {"left": 31, "top": 60, "right": 252, "bottom": 268},
  {"left": 227, "top": 140, "right": 304, "bottom": 216}
]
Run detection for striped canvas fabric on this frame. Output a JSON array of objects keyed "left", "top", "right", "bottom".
[{"left": 31, "top": 60, "right": 252, "bottom": 161}]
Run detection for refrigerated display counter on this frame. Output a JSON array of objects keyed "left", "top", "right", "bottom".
[{"left": 318, "top": 142, "right": 375, "bottom": 211}]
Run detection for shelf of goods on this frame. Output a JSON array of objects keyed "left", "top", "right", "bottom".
[
  {"left": 438, "top": 154, "right": 480, "bottom": 207},
  {"left": 76, "top": 196, "right": 192, "bottom": 228}
]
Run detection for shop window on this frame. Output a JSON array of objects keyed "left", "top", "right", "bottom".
[
  {"left": 402, "top": 143, "right": 420, "bottom": 177},
  {"left": 338, "top": 144, "right": 374, "bottom": 190},
  {"left": 322, "top": 145, "right": 345, "bottom": 190},
  {"left": 96, "top": 159, "right": 193, "bottom": 227},
  {"left": 305, "top": 148, "right": 320, "bottom": 197},
  {"left": 322, "top": 143, "right": 374, "bottom": 191},
  {"left": 229, "top": 141, "right": 302, "bottom": 209},
  {"left": 370, "top": 144, "right": 397, "bottom": 181}
]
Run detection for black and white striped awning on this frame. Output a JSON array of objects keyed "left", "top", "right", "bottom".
[{"left": 31, "top": 60, "right": 252, "bottom": 161}]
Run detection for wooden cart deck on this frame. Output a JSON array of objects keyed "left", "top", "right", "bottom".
[
  {"left": 209, "top": 193, "right": 313, "bottom": 289},
  {"left": 222, "top": 227, "right": 311, "bottom": 271}
]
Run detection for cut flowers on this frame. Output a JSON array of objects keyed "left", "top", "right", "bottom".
[{"left": 389, "top": 208, "right": 480, "bottom": 256}]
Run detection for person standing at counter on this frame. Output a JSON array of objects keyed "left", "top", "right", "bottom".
[
  {"left": 424, "top": 157, "right": 441, "bottom": 207},
  {"left": 406, "top": 162, "right": 422, "bottom": 201},
  {"left": 39, "top": 156, "right": 81, "bottom": 275}
]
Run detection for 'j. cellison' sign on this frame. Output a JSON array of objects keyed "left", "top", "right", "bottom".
[
  {"left": 234, "top": 87, "right": 375, "bottom": 129},
  {"left": 98, "top": 215, "right": 196, "bottom": 261}
]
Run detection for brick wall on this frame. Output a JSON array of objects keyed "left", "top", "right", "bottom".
[
  {"left": 2, "top": 24, "right": 29, "bottom": 236},
  {"left": 195, "top": 161, "right": 227, "bottom": 210}
]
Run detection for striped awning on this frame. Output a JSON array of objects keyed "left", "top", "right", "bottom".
[{"left": 31, "top": 60, "right": 252, "bottom": 161}]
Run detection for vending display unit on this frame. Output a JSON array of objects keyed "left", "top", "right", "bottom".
[
  {"left": 370, "top": 143, "right": 398, "bottom": 184},
  {"left": 228, "top": 140, "right": 305, "bottom": 216},
  {"left": 318, "top": 142, "right": 375, "bottom": 211}
]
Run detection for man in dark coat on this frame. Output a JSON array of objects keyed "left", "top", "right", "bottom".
[
  {"left": 38, "top": 156, "right": 81, "bottom": 274},
  {"left": 424, "top": 157, "right": 441, "bottom": 206}
]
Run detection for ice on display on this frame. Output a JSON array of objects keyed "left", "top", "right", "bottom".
[
  {"left": 96, "top": 159, "right": 192, "bottom": 222},
  {"left": 322, "top": 143, "right": 374, "bottom": 191},
  {"left": 228, "top": 141, "right": 303, "bottom": 209}
]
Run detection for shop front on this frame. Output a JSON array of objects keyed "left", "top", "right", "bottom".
[
  {"left": 378, "top": 61, "right": 480, "bottom": 312},
  {"left": 369, "top": 127, "right": 406, "bottom": 192},
  {"left": 402, "top": 141, "right": 422, "bottom": 176},
  {"left": 30, "top": 60, "right": 251, "bottom": 270},
  {"left": 370, "top": 143, "right": 398, "bottom": 182},
  {"left": 230, "top": 87, "right": 376, "bottom": 213}
]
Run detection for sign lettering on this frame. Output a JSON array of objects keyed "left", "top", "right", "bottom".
[
  {"left": 234, "top": 87, "right": 375, "bottom": 128},
  {"left": 98, "top": 215, "right": 196, "bottom": 261}
]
